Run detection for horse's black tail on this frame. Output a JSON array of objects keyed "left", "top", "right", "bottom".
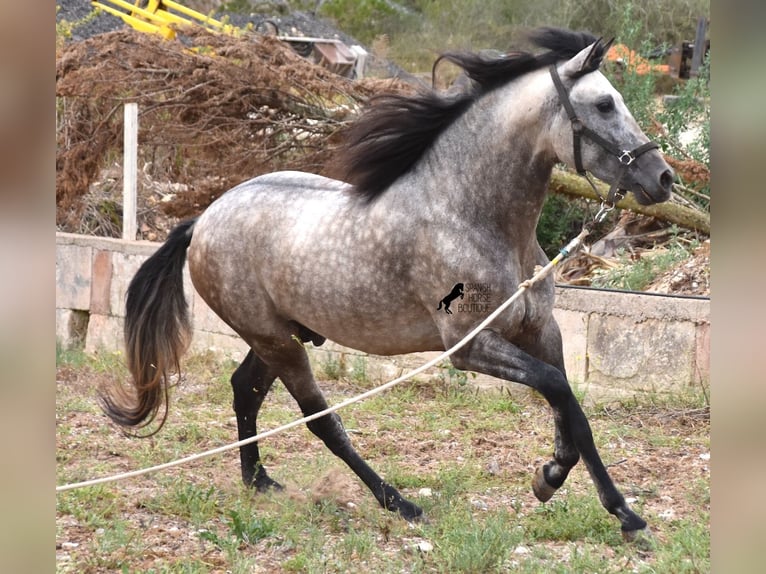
[
  {"left": 99, "top": 219, "right": 197, "bottom": 435},
  {"left": 437, "top": 300, "right": 443, "bottom": 310}
]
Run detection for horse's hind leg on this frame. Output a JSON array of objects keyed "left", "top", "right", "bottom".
[
  {"left": 449, "top": 328, "right": 647, "bottom": 538},
  {"left": 261, "top": 342, "right": 423, "bottom": 521},
  {"left": 231, "top": 350, "right": 282, "bottom": 491}
]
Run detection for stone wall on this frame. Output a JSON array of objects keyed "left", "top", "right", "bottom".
[{"left": 56, "top": 232, "right": 709, "bottom": 402}]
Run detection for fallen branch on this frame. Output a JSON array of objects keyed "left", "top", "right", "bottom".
[{"left": 549, "top": 169, "right": 710, "bottom": 235}]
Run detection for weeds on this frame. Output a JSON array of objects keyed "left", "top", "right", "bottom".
[
  {"left": 437, "top": 359, "right": 476, "bottom": 389},
  {"left": 320, "top": 354, "right": 344, "bottom": 380},
  {"left": 199, "top": 508, "right": 276, "bottom": 548},
  {"left": 350, "top": 355, "right": 369, "bottom": 383},
  {"left": 524, "top": 496, "right": 619, "bottom": 544},
  {"left": 537, "top": 193, "right": 595, "bottom": 259},
  {"left": 313, "top": 0, "right": 708, "bottom": 73},
  {"left": 56, "top": 341, "right": 88, "bottom": 369},
  {"left": 57, "top": 348, "right": 708, "bottom": 572},
  {"left": 431, "top": 509, "right": 519, "bottom": 572},
  {"left": 141, "top": 480, "right": 221, "bottom": 524},
  {"left": 591, "top": 231, "right": 699, "bottom": 291},
  {"left": 658, "top": 53, "right": 711, "bottom": 207},
  {"left": 602, "top": 3, "right": 662, "bottom": 128}
]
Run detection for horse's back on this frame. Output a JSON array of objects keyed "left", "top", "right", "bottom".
[
  {"left": 241, "top": 170, "right": 350, "bottom": 194},
  {"left": 193, "top": 170, "right": 350, "bottom": 237}
]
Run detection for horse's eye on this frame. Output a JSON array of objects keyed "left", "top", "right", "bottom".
[{"left": 596, "top": 96, "right": 615, "bottom": 114}]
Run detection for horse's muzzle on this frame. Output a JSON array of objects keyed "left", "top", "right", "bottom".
[{"left": 628, "top": 157, "right": 675, "bottom": 205}]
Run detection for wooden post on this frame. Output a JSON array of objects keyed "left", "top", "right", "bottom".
[
  {"left": 690, "top": 17, "right": 708, "bottom": 78},
  {"left": 123, "top": 103, "right": 138, "bottom": 241}
]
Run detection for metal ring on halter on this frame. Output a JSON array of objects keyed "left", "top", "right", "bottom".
[{"left": 618, "top": 151, "right": 636, "bottom": 165}]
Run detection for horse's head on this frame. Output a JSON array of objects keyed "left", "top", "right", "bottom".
[{"left": 549, "top": 38, "right": 674, "bottom": 205}]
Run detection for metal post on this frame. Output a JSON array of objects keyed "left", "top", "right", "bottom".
[{"left": 123, "top": 103, "right": 138, "bottom": 241}]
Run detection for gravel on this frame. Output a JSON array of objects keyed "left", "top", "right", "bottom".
[{"left": 57, "top": 0, "right": 124, "bottom": 41}]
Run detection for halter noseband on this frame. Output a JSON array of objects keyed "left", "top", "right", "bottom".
[{"left": 549, "top": 64, "right": 659, "bottom": 215}]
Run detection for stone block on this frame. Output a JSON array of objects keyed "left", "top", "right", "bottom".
[
  {"left": 109, "top": 252, "right": 149, "bottom": 319},
  {"left": 555, "top": 286, "right": 709, "bottom": 323},
  {"left": 693, "top": 321, "right": 710, "bottom": 386},
  {"left": 586, "top": 314, "right": 695, "bottom": 394},
  {"left": 56, "top": 243, "right": 92, "bottom": 310},
  {"left": 553, "top": 308, "right": 588, "bottom": 384},
  {"left": 90, "top": 250, "right": 113, "bottom": 315},
  {"left": 189, "top": 330, "right": 248, "bottom": 361},
  {"left": 85, "top": 313, "right": 124, "bottom": 353},
  {"left": 56, "top": 309, "right": 89, "bottom": 349}
]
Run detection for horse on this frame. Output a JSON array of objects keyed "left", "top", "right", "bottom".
[
  {"left": 101, "top": 27, "right": 674, "bottom": 541},
  {"left": 437, "top": 283, "right": 464, "bottom": 314}
]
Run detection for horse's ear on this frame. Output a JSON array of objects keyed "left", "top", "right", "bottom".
[
  {"left": 560, "top": 37, "right": 614, "bottom": 78},
  {"left": 581, "top": 37, "right": 614, "bottom": 73}
]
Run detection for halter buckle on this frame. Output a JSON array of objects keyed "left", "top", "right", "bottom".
[{"left": 618, "top": 150, "right": 636, "bottom": 165}]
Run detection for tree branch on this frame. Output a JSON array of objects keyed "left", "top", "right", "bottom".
[{"left": 548, "top": 169, "right": 710, "bottom": 235}]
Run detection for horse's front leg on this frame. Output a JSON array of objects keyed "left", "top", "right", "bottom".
[
  {"left": 448, "top": 328, "right": 648, "bottom": 540},
  {"left": 518, "top": 320, "right": 581, "bottom": 503}
]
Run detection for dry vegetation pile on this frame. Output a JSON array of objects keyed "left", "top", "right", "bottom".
[
  {"left": 56, "top": 27, "right": 410, "bottom": 237},
  {"left": 665, "top": 156, "right": 709, "bottom": 195}
]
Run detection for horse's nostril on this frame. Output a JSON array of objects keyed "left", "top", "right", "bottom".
[{"left": 660, "top": 169, "right": 674, "bottom": 191}]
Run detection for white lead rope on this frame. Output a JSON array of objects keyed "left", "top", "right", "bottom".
[{"left": 56, "top": 228, "right": 589, "bottom": 493}]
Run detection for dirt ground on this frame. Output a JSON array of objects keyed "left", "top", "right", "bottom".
[{"left": 56, "top": 358, "right": 710, "bottom": 572}]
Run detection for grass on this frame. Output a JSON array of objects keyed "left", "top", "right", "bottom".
[
  {"left": 56, "top": 348, "right": 709, "bottom": 573},
  {"left": 591, "top": 233, "right": 701, "bottom": 292}
]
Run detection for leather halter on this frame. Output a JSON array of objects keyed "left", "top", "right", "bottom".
[{"left": 549, "top": 64, "right": 659, "bottom": 209}]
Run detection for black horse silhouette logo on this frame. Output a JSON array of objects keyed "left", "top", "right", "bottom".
[{"left": 437, "top": 283, "right": 464, "bottom": 314}]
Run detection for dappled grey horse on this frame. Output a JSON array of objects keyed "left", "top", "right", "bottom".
[{"left": 102, "top": 28, "right": 674, "bottom": 540}]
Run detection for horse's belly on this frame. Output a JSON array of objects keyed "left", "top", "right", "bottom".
[
  {"left": 328, "top": 332, "right": 445, "bottom": 356},
  {"left": 298, "top": 297, "right": 452, "bottom": 355}
]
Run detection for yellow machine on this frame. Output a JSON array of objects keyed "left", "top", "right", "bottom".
[
  {"left": 91, "top": 0, "right": 235, "bottom": 40},
  {"left": 91, "top": 0, "right": 365, "bottom": 77}
]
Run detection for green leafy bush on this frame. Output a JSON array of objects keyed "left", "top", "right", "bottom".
[{"left": 659, "top": 53, "right": 710, "bottom": 166}]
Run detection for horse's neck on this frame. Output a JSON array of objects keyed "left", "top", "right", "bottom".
[{"left": 417, "top": 79, "right": 557, "bottom": 239}]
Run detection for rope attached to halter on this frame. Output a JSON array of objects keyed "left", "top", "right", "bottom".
[
  {"left": 549, "top": 64, "right": 659, "bottom": 221},
  {"left": 56, "top": 229, "right": 591, "bottom": 493}
]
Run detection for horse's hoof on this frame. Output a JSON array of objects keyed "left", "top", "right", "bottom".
[
  {"left": 253, "top": 476, "right": 284, "bottom": 493},
  {"left": 391, "top": 497, "right": 425, "bottom": 523},
  {"left": 532, "top": 465, "right": 557, "bottom": 502},
  {"left": 622, "top": 526, "right": 656, "bottom": 551},
  {"left": 399, "top": 504, "right": 425, "bottom": 523},
  {"left": 406, "top": 511, "right": 429, "bottom": 525}
]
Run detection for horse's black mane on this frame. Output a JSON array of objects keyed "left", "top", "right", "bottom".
[{"left": 335, "top": 27, "right": 604, "bottom": 200}]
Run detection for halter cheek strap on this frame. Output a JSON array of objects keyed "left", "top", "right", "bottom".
[{"left": 549, "top": 64, "right": 659, "bottom": 213}]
